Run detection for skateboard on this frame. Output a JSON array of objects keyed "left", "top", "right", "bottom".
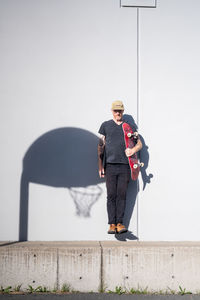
[{"left": 122, "top": 122, "right": 144, "bottom": 180}]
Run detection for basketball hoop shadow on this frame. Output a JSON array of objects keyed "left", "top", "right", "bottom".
[{"left": 19, "top": 127, "right": 104, "bottom": 241}]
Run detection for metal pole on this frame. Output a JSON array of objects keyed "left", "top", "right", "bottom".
[
  {"left": 137, "top": 7, "right": 140, "bottom": 127},
  {"left": 136, "top": 7, "right": 140, "bottom": 239}
]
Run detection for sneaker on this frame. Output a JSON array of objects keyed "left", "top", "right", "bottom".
[
  {"left": 107, "top": 224, "right": 116, "bottom": 234},
  {"left": 116, "top": 223, "right": 127, "bottom": 234}
]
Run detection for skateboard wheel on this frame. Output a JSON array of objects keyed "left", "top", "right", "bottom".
[
  {"left": 133, "top": 164, "right": 138, "bottom": 169},
  {"left": 127, "top": 133, "right": 132, "bottom": 138},
  {"left": 140, "top": 162, "right": 144, "bottom": 167}
]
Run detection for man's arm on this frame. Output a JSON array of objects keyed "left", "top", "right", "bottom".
[
  {"left": 125, "top": 135, "right": 142, "bottom": 157},
  {"left": 98, "top": 134, "right": 105, "bottom": 178}
]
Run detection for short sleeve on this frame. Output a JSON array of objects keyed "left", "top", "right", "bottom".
[{"left": 98, "top": 122, "right": 106, "bottom": 136}]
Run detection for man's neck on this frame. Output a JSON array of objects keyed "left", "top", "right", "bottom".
[{"left": 113, "top": 118, "right": 123, "bottom": 125}]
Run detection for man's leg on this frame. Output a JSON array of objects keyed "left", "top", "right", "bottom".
[
  {"left": 116, "top": 167, "right": 130, "bottom": 225},
  {"left": 106, "top": 164, "right": 117, "bottom": 224}
]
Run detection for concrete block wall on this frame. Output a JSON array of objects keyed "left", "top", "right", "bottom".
[
  {"left": 58, "top": 243, "right": 101, "bottom": 292},
  {"left": 0, "top": 242, "right": 101, "bottom": 292},
  {"left": 1, "top": 244, "right": 58, "bottom": 290},
  {"left": 101, "top": 242, "right": 200, "bottom": 292},
  {"left": 1, "top": 242, "right": 200, "bottom": 293}
]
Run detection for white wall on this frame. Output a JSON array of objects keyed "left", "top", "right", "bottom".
[
  {"left": 1, "top": 0, "right": 200, "bottom": 241},
  {"left": 0, "top": 0, "right": 138, "bottom": 241},
  {"left": 139, "top": 0, "right": 200, "bottom": 240}
]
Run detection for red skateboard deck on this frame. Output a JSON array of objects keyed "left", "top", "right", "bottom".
[{"left": 122, "top": 122, "right": 142, "bottom": 181}]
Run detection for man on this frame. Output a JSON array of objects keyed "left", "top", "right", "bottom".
[{"left": 98, "top": 100, "right": 142, "bottom": 234}]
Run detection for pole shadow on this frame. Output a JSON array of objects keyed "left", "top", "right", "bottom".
[{"left": 0, "top": 241, "right": 25, "bottom": 247}]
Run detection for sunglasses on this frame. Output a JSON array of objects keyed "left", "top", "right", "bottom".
[{"left": 113, "top": 110, "right": 123, "bottom": 113}]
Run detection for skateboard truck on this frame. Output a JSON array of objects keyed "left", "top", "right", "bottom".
[
  {"left": 127, "top": 132, "right": 144, "bottom": 168},
  {"left": 133, "top": 162, "right": 144, "bottom": 169},
  {"left": 127, "top": 132, "right": 138, "bottom": 139}
]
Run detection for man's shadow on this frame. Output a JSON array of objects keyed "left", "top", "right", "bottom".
[{"left": 115, "top": 114, "right": 153, "bottom": 241}]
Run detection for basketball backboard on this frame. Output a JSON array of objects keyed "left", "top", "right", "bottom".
[{"left": 120, "top": 0, "right": 156, "bottom": 8}]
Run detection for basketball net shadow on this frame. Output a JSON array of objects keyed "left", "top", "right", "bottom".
[{"left": 69, "top": 185, "right": 102, "bottom": 217}]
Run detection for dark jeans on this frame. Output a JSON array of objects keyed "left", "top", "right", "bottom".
[{"left": 105, "top": 163, "right": 130, "bottom": 224}]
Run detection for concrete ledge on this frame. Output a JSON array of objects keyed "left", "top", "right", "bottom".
[
  {"left": 101, "top": 241, "right": 200, "bottom": 293},
  {"left": 1, "top": 241, "right": 200, "bottom": 293},
  {"left": 0, "top": 242, "right": 101, "bottom": 292}
]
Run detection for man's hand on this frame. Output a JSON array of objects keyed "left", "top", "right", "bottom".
[
  {"left": 125, "top": 148, "right": 135, "bottom": 157},
  {"left": 98, "top": 134, "right": 105, "bottom": 178},
  {"left": 125, "top": 138, "right": 143, "bottom": 157},
  {"left": 99, "top": 168, "right": 105, "bottom": 178}
]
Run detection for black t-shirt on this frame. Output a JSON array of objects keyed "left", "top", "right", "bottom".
[{"left": 98, "top": 119, "right": 134, "bottom": 164}]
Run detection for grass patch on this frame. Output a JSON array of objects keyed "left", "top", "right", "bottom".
[
  {"left": 129, "top": 286, "right": 148, "bottom": 294},
  {"left": 108, "top": 286, "right": 126, "bottom": 295},
  {"left": 61, "top": 283, "right": 71, "bottom": 293},
  {"left": 0, "top": 284, "right": 195, "bottom": 295},
  {"left": 35, "top": 286, "right": 50, "bottom": 293},
  {"left": 13, "top": 284, "right": 22, "bottom": 292},
  {"left": 0, "top": 286, "right": 12, "bottom": 294},
  {"left": 178, "top": 286, "right": 192, "bottom": 295}
]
